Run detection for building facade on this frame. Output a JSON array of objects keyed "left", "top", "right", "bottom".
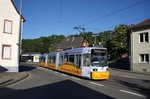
[
  {"left": 130, "top": 19, "right": 150, "bottom": 72},
  {"left": 0, "top": 0, "right": 24, "bottom": 72},
  {"left": 21, "top": 53, "right": 41, "bottom": 63}
]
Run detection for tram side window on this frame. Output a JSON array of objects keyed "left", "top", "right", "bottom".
[
  {"left": 48, "top": 56, "right": 56, "bottom": 64},
  {"left": 83, "top": 54, "right": 90, "bottom": 67},
  {"left": 48, "top": 56, "right": 51, "bottom": 63},
  {"left": 68, "top": 55, "right": 75, "bottom": 65},
  {"left": 40, "top": 56, "right": 45, "bottom": 62},
  {"left": 59, "top": 55, "right": 64, "bottom": 65},
  {"left": 64, "top": 54, "right": 68, "bottom": 63},
  {"left": 53, "top": 56, "right": 56, "bottom": 63},
  {"left": 76, "top": 54, "right": 81, "bottom": 68}
]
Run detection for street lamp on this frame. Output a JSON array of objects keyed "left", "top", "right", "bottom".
[{"left": 92, "top": 34, "right": 98, "bottom": 45}]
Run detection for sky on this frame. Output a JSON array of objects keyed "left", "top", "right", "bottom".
[{"left": 13, "top": 0, "right": 150, "bottom": 39}]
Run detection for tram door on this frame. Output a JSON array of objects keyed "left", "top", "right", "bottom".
[
  {"left": 82, "top": 54, "right": 91, "bottom": 78},
  {"left": 76, "top": 54, "right": 81, "bottom": 76}
]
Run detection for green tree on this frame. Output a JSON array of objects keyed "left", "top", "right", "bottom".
[
  {"left": 22, "top": 35, "right": 65, "bottom": 54},
  {"left": 111, "top": 24, "right": 129, "bottom": 60},
  {"left": 97, "top": 31, "right": 112, "bottom": 51}
]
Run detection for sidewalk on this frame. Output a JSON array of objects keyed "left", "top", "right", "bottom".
[
  {"left": 109, "top": 67, "right": 150, "bottom": 75},
  {"left": 0, "top": 72, "right": 29, "bottom": 87},
  {"left": 109, "top": 68, "right": 150, "bottom": 80}
]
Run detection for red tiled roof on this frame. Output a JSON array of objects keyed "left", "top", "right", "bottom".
[
  {"left": 131, "top": 18, "right": 150, "bottom": 30},
  {"left": 56, "top": 37, "right": 85, "bottom": 50}
]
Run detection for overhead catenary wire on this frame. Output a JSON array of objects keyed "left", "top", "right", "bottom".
[
  {"left": 91, "top": 15, "right": 150, "bottom": 33},
  {"left": 25, "top": 0, "right": 149, "bottom": 38},
  {"left": 78, "top": 15, "right": 149, "bottom": 34},
  {"left": 81, "top": 0, "right": 147, "bottom": 26},
  {"left": 59, "top": 0, "right": 62, "bottom": 22},
  {"left": 70, "top": 15, "right": 150, "bottom": 35}
]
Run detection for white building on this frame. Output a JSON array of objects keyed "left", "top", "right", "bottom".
[
  {"left": 129, "top": 18, "right": 150, "bottom": 73},
  {"left": 21, "top": 53, "right": 41, "bottom": 63},
  {"left": 0, "top": 0, "right": 25, "bottom": 72}
]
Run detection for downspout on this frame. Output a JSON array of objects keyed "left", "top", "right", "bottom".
[{"left": 130, "top": 29, "right": 134, "bottom": 71}]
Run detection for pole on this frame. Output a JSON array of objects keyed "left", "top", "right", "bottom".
[
  {"left": 92, "top": 34, "right": 97, "bottom": 45},
  {"left": 18, "top": 0, "right": 23, "bottom": 65},
  {"left": 94, "top": 35, "right": 96, "bottom": 44}
]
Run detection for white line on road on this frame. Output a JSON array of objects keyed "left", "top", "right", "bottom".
[
  {"left": 122, "top": 75, "right": 136, "bottom": 78},
  {"left": 111, "top": 73, "right": 136, "bottom": 79},
  {"left": 54, "top": 72, "right": 58, "bottom": 74},
  {"left": 119, "top": 89, "right": 146, "bottom": 97},
  {"left": 71, "top": 77, "right": 81, "bottom": 80},
  {"left": 89, "top": 82, "right": 104, "bottom": 87},
  {"left": 61, "top": 74, "right": 67, "bottom": 77},
  {"left": 49, "top": 70, "right": 52, "bottom": 71}
]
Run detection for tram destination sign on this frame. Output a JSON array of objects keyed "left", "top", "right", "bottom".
[{"left": 91, "top": 49, "right": 107, "bottom": 54}]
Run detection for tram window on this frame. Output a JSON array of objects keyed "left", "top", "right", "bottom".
[
  {"left": 40, "top": 56, "right": 45, "bottom": 62},
  {"left": 53, "top": 56, "right": 56, "bottom": 63},
  {"left": 48, "top": 56, "right": 51, "bottom": 63},
  {"left": 76, "top": 54, "right": 81, "bottom": 68},
  {"left": 48, "top": 56, "right": 56, "bottom": 64},
  {"left": 83, "top": 54, "right": 90, "bottom": 67},
  {"left": 69, "top": 55, "right": 74, "bottom": 64},
  {"left": 59, "top": 55, "right": 64, "bottom": 65},
  {"left": 64, "top": 54, "right": 68, "bottom": 63}
]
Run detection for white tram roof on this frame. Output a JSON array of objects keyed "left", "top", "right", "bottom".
[
  {"left": 43, "top": 47, "right": 107, "bottom": 56},
  {"left": 61, "top": 47, "right": 107, "bottom": 54}
]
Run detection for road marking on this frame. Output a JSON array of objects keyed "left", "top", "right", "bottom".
[
  {"left": 54, "top": 72, "right": 58, "bottom": 74},
  {"left": 61, "top": 74, "right": 67, "bottom": 77},
  {"left": 89, "top": 82, "right": 104, "bottom": 87},
  {"left": 71, "top": 77, "right": 81, "bottom": 80},
  {"left": 122, "top": 75, "right": 136, "bottom": 78},
  {"left": 119, "top": 89, "right": 146, "bottom": 97},
  {"left": 45, "top": 69, "right": 49, "bottom": 71},
  {"left": 49, "top": 70, "right": 52, "bottom": 71},
  {"left": 111, "top": 74, "right": 136, "bottom": 79}
]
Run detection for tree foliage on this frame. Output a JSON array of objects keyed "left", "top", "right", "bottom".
[
  {"left": 22, "top": 35, "right": 65, "bottom": 54},
  {"left": 110, "top": 24, "right": 129, "bottom": 59},
  {"left": 22, "top": 24, "right": 130, "bottom": 60}
]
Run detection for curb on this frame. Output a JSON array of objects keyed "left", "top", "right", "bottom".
[
  {"left": 109, "top": 68, "right": 150, "bottom": 76},
  {"left": 0, "top": 72, "right": 29, "bottom": 87}
]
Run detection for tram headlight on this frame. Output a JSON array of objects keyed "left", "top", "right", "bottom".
[{"left": 93, "top": 68, "right": 98, "bottom": 71}]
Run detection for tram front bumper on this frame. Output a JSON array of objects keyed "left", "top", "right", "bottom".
[{"left": 91, "top": 71, "right": 109, "bottom": 80}]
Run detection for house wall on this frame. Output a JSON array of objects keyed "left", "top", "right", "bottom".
[
  {"left": 0, "top": 0, "right": 20, "bottom": 72},
  {"left": 131, "top": 28, "right": 150, "bottom": 72}
]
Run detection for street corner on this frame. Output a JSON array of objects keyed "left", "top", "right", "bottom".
[{"left": 0, "top": 71, "right": 29, "bottom": 87}]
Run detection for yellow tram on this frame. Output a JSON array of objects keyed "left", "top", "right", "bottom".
[{"left": 39, "top": 47, "right": 109, "bottom": 80}]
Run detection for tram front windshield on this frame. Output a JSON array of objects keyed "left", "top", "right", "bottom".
[{"left": 91, "top": 49, "right": 107, "bottom": 67}]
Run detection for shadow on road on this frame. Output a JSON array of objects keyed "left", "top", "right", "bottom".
[
  {"left": 114, "top": 79, "right": 150, "bottom": 98},
  {"left": 142, "top": 80, "right": 150, "bottom": 83},
  {"left": 108, "top": 59, "right": 130, "bottom": 70},
  {"left": 0, "top": 80, "right": 114, "bottom": 99},
  {"left": 19, "top": 64, "right": 37, "bottom": 72}
]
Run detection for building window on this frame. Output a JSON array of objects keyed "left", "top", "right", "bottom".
[
  {"left": 2, "top": 45, "right": 11, "bottom": 59},
  {"left": 139, "top": 54, "right": 149, "bottom": 63},
  {"left": 3, "top": 20, "right": 13, "bottom": 34},
  {"left": 139, "top": 32, "right": 149, "bottom": 43}
]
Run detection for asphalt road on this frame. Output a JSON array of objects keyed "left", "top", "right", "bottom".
[{"left": 0, "top": 65, "right": 150, "bottom": 99}]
